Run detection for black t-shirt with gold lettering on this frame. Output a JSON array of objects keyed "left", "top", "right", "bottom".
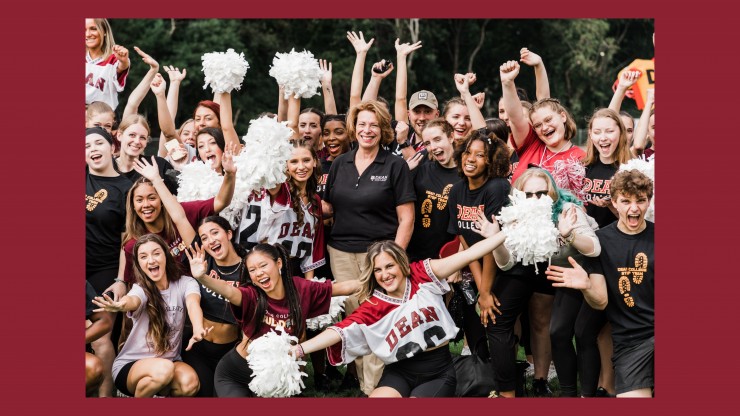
[
  {"left": 407, "top": 162, "right": 462, "bottom": 261},
  {"left": 447, "top": 177, "right": 510, "bottom": 247},
  {"left": 584, "top": 160, "right": 618, "bottom": 228},
  {"left": 86, "top": 173, "right": 133, "bottom": 274},
  {"left": 584, "top": 221, "right": 654, "bottom": 351}
]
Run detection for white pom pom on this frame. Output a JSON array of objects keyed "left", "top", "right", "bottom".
[
  {"left": 498, "top": 189, "right": 560, "bottom": 272},
  {"left": 246, "top": 326, "right": 306, "bottom": 397},
  {"left": 306, "top": 278, "right": 348, "bottom": 331},
  {"left": 268, "top": 49, "right": 324, "bottom": 99},
  {"left": 201, "top": 49, "right": 250, "bottom": 93},
  {"left": 176, "top": 160, "right": 243, "bottom": 229},
  {"left": 619, "top": 155, "right": 655, "bottom": 221},
  {"left": 233, "top": 116, "right": 295, "bottom": 199}
]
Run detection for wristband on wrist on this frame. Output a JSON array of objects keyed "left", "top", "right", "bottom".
[
  {"left": 114, "top": 278, "right": 126, "bottom": 284},
  {"left": 565, "top": 231, "right": 577, "bottom": 244},
  {"left": 295, "top": 343, "right": 305, "bottom": 359},
  {"left": 397, "top": 140, "right": 411, "bottom": 150}
]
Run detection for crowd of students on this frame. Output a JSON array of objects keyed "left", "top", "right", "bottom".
[{"left": 85, "top": 18, "right": 655, "bottom": 398}]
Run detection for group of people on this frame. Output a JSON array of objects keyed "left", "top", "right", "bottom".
[{"left": 86, "top": 18, "right": 655, "bottom": 398}]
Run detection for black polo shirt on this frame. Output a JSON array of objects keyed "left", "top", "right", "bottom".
[{"left": 325, "top": 147, "right": 416, "bottom": 253}]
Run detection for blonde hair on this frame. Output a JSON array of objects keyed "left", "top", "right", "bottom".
[
  {"left": 357, "top": 241, "right": 411, "bottom": 303},
  {"left": 530, "top": 98, "right": 577, "bottom": 141},
  {"left": 582, "top": 108, "right": 632, "bottom": 167},
  {"left": 347, "top": 101, "right": 395, "bottom": 146},
  {"left": 89, "top": 18, "right": 116, "bottom": 59},
  {"left": 117, "top": 114, "right": 151, "bottom": 141},
  {"left": 512, "top": 168, "right": 559, "bottom": 203}
]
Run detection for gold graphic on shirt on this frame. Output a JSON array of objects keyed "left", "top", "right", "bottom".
[
  {"left": 616, "top": 252, "right": 649, "bottom": 308},
  {"left": 85, "top": 189, "right": 108, "bottom": 212},
  {"left": 420, "top": 185, "right": 453, "bottom": 229},
  {"left": 421, "top": 199, "right": 433, "bottom": 228},
  {"left": 436, "top": 184, "right": 453, "bottom": 210}
]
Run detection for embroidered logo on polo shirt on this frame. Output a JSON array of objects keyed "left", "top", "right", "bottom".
[{"left": 371, "top": 175, "right": 388, "bottom": 182}]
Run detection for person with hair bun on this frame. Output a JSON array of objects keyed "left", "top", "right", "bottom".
[{"left": 186, "top": 242, "right": 359, "bottom": 397}]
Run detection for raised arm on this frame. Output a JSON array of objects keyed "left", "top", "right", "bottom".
[
  {"left": 347, "top": 31, "right": 374, "bottom": 109},
  {"left": 112, "top": 44, "right": 131, "bottom": 74},
  {"left": 609, "top": 70, "right": 640, "bottom": 112},
  {"left": 319, "top": 59, "right": 338, "bottom": 115},
  {"left": 520, "top": 47, "right": 550, "bottom": 100},
  {"left": 213, "top": 144, "right": 237, "bottom": 212},
  {"left": 133, "top": 157, "right": 196, "bottom": 245},
  {"left": 122, "top": 46, "right": 159, "bottom": 120},
  {"left": 362, "top": 60, "right": 394, "bottom": 102},
  {"left": 332, "top": 280, "right": 360, "bottom": 296},
  {"left": 186, "top": 244, "right": 243, "bottom": 305},
  {"left": 286, "top": 95, "right": 301, "bottom": 140},
  {"left": 455, "top": 73, "right": 486, "bottom": 130},
  {"left": 394, "top": 38, "right": 423, "bottom": 122},
  {"left": 92, "top": 292, "right": 142, "bottom": 314},
  {"left": 428, "top": 229, "right": 507, "bottom": 280},
  {"left": 545, "top": 257, "right": 607, "bottom": 310},
  {"left": 277, "top": 85, "right": 288, "bottom": 122},
  {"left": 165, "top": 65, "right": 187, "bottom": 124},
  {"left": 500, "top": 60, "right": 530, "bottom": 148},
  {"left": 631, "top": 88, "right": 654, "bottom": 156},
  {"left": 218, "top": 92, "right": 242, "bottom": 151},
  {"left": 150, "top": 74, "right": 180, "bottom": 158},
  {"left": 472, "top": 211, "right": 513, "bottom": 270}
]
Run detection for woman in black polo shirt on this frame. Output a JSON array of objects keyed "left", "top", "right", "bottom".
[{"left": 323, "top": 100, "right": 416, "bottom": 396}]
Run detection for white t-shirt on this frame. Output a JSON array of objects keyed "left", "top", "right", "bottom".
[
  {"left": 112, "top": 276, "right": 200, "bottom": 380},
  {"left": 85, "top": 52, "right": 128, "bottom": 110}
]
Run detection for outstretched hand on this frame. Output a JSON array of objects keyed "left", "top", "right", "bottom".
[
  {"left": 132, "top": 156, "right": 161, "bottom": 182},
  {"left": 395, "top": 38, "right": 422, "bottom": 57},
  {"left": 478, "top": 292, "right": 502, "bottom": 326},
  {"left": 347, "top": 31, "right": 374, "bottom": 54},
  {"left": 499, "top": 60, "right": 520, "bottom": 84},
  {"left": 164, "top": 65, "right": 187, "bottom": 83},
  {"left": 185, "top": 326, "right": 214, "bottom": 351},
  {"left": 319, "top": 59, "right": 333, "bottom": 84},
  {"left": 185, "top": 243, "right": 209, "bottom": 279},
  {"left": 472, "top": 211, "right": 501, "bottom": 238},
  {"left": 406, "top": 151, "right": 425, "bottom": 170},
  {"left": 557, "top": 205, "right": 578, "bottom": 240},
  {"left": 545, "top": 257, "right": 591, "bottom": 289},
  {"left": 222, "top": 142, "right": 239, "bottom": 172},
  {"left": 92, "top": 292, "right": 126, "bottom": 313},
  {"left": 133, "top": 46, "right": 158, "bottom": 70}
]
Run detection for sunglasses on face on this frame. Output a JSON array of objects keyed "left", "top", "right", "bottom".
[{"left": 525, "top": 190, "right": 549, "bottom": 199}]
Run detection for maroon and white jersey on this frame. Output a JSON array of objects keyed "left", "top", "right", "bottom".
[
  {"left": 237, "top": 183, "right": 325, "bottom": 273},
  {"left": 85, "top": 52, "right": 128, "bottom": 110},
  {"left": 327, "top": 259, "right": 458, "bottom": 365}
]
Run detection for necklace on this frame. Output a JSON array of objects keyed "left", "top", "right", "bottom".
[
  {"left": 538, "top": 142, "right": 573, "bottom": 167},
  {"left": 215, "top": 261, "right": 243, "bottom": 276}
]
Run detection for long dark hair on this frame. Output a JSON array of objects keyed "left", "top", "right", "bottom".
[
  {"left": 197, "top": 215, "right": 249, "bottom": 286},
  {"left": 123, "top": 177, "right": 177, "bottom": 247},
  {"left": 288, "top": 141, "right": 322, "bottom": 227},
  {"left": 132, "top": 234, "right": 183, "bottom": 356},
  {"left": 246, "top": 243, "right": 304, "bottom": 338}
]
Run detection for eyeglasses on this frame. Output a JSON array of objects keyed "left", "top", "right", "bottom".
[{"left": 525, "top": 190, "right": 549, "bottom": 199}]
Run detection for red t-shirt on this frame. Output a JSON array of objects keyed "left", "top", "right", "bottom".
[
  {"left": 231, "top": 276, "right": 333, "bottom": 340},
  {"left": 122, "top": 198, "right": 215, "bottom": 283},
  {"left": 510, "top": 126, "right": 586, "bottom": 185}
]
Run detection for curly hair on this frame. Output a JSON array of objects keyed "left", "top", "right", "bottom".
[
  {"left": 610, "top": 170, "right": 653, "bottom": 200},
  {"left": 453, "top": 130, "right": 510, "bottom": 180}
]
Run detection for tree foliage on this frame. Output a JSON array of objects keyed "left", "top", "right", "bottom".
[{"left": 110, "top": 18, "right": 653, "bottom": 142}]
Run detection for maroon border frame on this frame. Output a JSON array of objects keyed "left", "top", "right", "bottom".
[{"left": 4, "top": 0, "right": 735, "bottom": 414}]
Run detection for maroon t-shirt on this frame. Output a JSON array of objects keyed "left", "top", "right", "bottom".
[
  {"left": 231, "top": 276, "right": 333, "bottom": 339},
  {"left": 123, "top": 198, "right": 215, "bottom": 283}
]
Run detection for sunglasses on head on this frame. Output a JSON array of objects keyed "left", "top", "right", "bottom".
[{"left": 525, "top": 190, "right": 549, "bottom": 199}]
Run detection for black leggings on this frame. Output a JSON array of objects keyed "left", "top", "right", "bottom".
[
  {"left": 549, "top": 288, "right": 607, "bottom": 396},
  {"left": 377, "top": 347, "right": 456, "bottom": 397},
  {"left": 486, "top": 274, "right": 537, "bottom": 392},
  {"left": 214, "top": 347, "right": 254, "bottom": 397},
  {"left": 181, "top": 336, "right": 238, "bottom": 397}
]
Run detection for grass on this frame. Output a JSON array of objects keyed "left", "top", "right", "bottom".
[{"left": 300, "top": 340, "right": 562, "bottom": 398}]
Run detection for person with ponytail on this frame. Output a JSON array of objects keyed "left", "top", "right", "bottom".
[
  {"left": 93, "top": 234, "right": 211, "bottom": 397},
  {"left": 185, "top": 242, "right": 358, "bottom": 397},
  {"left": 181, "top": 216, "right": 248, "bottom": 397}
]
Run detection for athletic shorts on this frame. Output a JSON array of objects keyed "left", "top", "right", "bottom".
[
  {"left": 613, "top": 336, "right": 654, "bottom": 395},
  {"left": 377, "top": 347, "right": 456, "bottom": 397}
]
